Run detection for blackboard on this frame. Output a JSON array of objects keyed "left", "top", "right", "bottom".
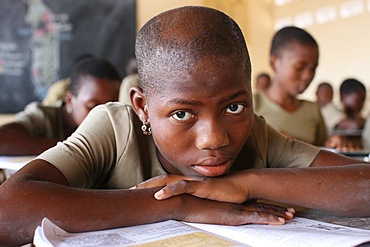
[{"left": 0, "top": 0, "right": 136, "bottom": 113}]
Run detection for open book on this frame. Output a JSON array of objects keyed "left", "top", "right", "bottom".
[
  {"left": 0, "top": 155, "right": 36, "bottom": 178},
  {"left": 33, "top": 217, "right": 370, "bottom": 247}
]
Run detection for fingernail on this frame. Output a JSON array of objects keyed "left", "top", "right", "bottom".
[
  {"left": 278, "top": 217, "right": 285, "bottom": 224},
  {"left": 154, "top": 190, "right": 164, "bottom": 199},
  {"left": 285, "top": 211, "right": 293, "bottom": 217},
  {"left": 129, "top": 186, "right": 137, "bottom": 190},
  {"left": 287, "top": 208, "right": 295, "bottom": 213}
]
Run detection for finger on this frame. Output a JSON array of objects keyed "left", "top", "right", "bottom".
[
  {"left": 135, "top": 174, "right": 187, "bottom": 189},
  {"left": 134, "top": 176, "right": 167, "bottom": 189},
  {"left": 208, "top": 210, "right": 289, "bottom": 226},
  {"left": 155, "top": 179, "right": 247, "bottom": 203},
  {"left": 243, "top": 204, "right": 295, "bottom": 220},
  {"left": 241, "top": 211, "right": 288, "bottom": 225},
  {"left": 246, "top": 203, "right": 295, "bottom": 215},
  {"left": 154, "top": 180, "right": 201, "bottom": 200}
]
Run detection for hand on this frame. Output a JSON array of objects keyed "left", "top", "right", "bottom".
[
  {"left": 325, "top": 135, "right": 362, "bottom": 151},
  {"left": 181, "top": 196, "right": 295, "bottom": 226},
  {"left": 135, "top": 174, "right": 250, "bottom": 203},
  {"left": 135, "top": 175, "right": 295, "bottom": 225}
]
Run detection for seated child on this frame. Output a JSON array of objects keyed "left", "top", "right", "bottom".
[
  {"left": 253, "top": 26, "right": 327, "bottom": 146},
  {"left": 0, "top": 6, "right": 369, "bottom": 246},
  {"left": 336, "top": 78, "right": 366, "bottom": 130},
  {"left": 0, "top": 57, "right": 121, "bottom": 155},
  {"left": 254, "top": 72, "right": 271, "bottom": 92},
  {"left": 316, "top": 82, "right": 345, "bottom": 132},
  {"left": 325, "top": 79, "right": 367, "bottom": 150},
  {"left": 42, "top": 54, "right": 98, "bottom": 106}
]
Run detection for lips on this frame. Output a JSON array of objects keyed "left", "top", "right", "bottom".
[{"left": 192, "top": 159, "right": 232, "bottom": 177}]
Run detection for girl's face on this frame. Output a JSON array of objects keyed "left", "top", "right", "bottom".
[
  {"left": 144, "top": 57, "right": 253, "bottom": 177},
  {"left": 68, "top": 76, "right": 120, "bottom": 126},
  {"left": 271, "top": 42, "right": 319, "bottom": 96}
]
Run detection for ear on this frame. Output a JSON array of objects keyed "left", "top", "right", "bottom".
[
  {"left": 64, "top": 91, "right": 73, "bottom": 108},
  {"left": 340, "top": 94, "right": 344, "bottom": 103},
  {"left": 269, "top": 55, "right": 278, "bottom": 72},
  {"left": 130, "top": 86, "right": 149, "bottom": 122}
]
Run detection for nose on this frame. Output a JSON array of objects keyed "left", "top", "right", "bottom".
[
  {"left": 195, "top": 120, "right": 230, "bottom": 150},
  {"left": 301, "top": 67, "right": 315, "bottom": 84}
]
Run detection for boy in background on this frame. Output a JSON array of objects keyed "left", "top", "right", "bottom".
[
  {"left": 0, "top": 58, "right": 121, "bottom": 155},
  {"left": 253, "top": 26, "right": 327, "bottom": 146}
]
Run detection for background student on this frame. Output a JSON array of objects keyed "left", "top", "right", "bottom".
[
  {"left": 316, "top": 82, "right": 346, "bottom": 132},
  {"left": 324, "top": 78, "right": 367, "bottom": 150},
  {"left": 0, "top": 57, "right": 121, "bottom": 156},
  {"left": 336, "top": 78, "right": 367, "bottom": 130},
  {"left": 254, "top": 72, "right": 271, "bottom": 93},
  {"left": 0, "top": 6, "right": 369, "bottom": 246},
  {"left": 253, "top": 26, "right": 327, "bottom": 146},
  {"left": 42, "top": 54, "right": 98, "bottom": 107}
]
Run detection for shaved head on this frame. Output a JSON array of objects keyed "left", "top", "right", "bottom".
[
  {"left": 135, "top": 6, "right": 251, "bottom": 96},
  {"left": 270, "top": 26, "right": 318, "bottom": 57}
]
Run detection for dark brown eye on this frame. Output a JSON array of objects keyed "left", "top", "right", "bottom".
[
  {"left": 226, "top": 104, "right": 243, "bottom": 114},
  {"left": 172, "top": 111, "right": 193, "bottom": 121}
]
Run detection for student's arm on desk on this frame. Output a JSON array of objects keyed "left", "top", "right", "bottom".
[
  {"left": 0, "top": 123, "right": 61, "bottom": 155},
  {"left": 0, "top": 159, "right": 292, "bottom": 246},
  {"left": 137, "top": 150, "right": 370, "bottom": 217}
]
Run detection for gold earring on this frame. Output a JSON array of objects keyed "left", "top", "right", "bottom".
[{"left": 141, "top": 122, "right": 152, "bottom": 135}]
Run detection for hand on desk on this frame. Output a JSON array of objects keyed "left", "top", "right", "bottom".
[
  {"left": 325, "top": 134, "right": 363, "bottom": 151},
  {"left": 135, "top": 174, "right": 295, "bottom": 225},
  {"left": 136, "top": 174, "right": 249, "bottom": 203}
]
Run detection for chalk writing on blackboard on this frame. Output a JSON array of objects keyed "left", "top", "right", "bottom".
[{"left": 0, "top": 0, "right": 135, "bottom": 113}]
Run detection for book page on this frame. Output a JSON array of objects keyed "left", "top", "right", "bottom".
[
  {"left": 34, "top": 218, "right": 248, "bottom": 247},
  {"left": 185, "top": 217, "right": 370, "bottom": 247},
  {"left": 0, "top": 155, "right": 36, "bottom": 170}
]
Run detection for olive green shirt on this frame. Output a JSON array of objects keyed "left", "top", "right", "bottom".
[
  {"left": 253, "top": 92, "right": 328, "bottom": 146},
  {"left": 12, "top": 101, "right": 66, "bottom": 139},
  {"left": 38, "top": 102, "right": 320, "bottom": 189}
]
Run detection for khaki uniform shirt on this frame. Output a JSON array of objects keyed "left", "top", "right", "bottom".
[
  {"left": 321, "top": 102, "right": 346, "bottom": 132},
  {"left": 38, "top": 102, "right": 320, "bottom": 189},
  {"left": 253, "top": 92, "right": 327, "bottom": 146},
  {"left": 12, "top": 101, "right": 65, "bottom": 139}
]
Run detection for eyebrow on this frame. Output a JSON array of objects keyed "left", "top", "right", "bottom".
[
  {"left": 218, "top": 89, "right": 249, "bottom": 105},
  {"left": 166, "top": 89, "right": 249, "bottom": 106}
]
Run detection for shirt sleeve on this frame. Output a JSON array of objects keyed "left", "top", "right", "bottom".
[
  {"left": 266, "top": 121, "right": 320, "bottom": 168},
  {"left": 37, "top": 103, "right": 132, "bottom": 188},
  {"left": 12, "top": 102, "right": 53, "bottom": 137}
]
